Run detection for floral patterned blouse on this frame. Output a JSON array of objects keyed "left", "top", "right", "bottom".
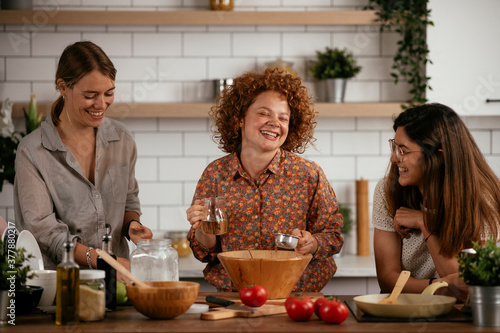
[{"left": 187, "top": 149, "right": 343, "bottom": 292}]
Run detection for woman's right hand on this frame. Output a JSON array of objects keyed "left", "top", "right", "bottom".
[{"left": 186, "top": 200, "right": 205, "bottom": 229}]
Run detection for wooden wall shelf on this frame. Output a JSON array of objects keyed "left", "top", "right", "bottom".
[
  {"left": 8, "top": 102, "right": 402, "bottom": 118},
  {"left": 0, "top": 10, "right": 378, "bottom": 26}
]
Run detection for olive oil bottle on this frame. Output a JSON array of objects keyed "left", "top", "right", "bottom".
[
  {"left": 56, "top": 233, "right": 79, "bottom": 325},
  {"left": 96, "top": 224, "right": 117, "bottom": 310}
]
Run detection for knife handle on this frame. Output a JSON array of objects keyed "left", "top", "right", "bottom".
[{"left": 206, "top": 295, "right": 235, "bottom": 307}]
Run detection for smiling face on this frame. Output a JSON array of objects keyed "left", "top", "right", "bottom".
[
  {"left": 57, "top": 70, "right": 115, "bottom": 129},
  {"left": 239, "top": 90, "right": 291, "bottom": 155},
  {"left": 391, "top": 127, "right": 425, "bottom": 193}
]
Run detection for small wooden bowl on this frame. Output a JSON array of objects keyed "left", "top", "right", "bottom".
[
  {"left": 218, "top": 250, "right": 312, "bottom": 299},
  {"left": 126, "top": 281, "right": 199, "bottom": 319}
]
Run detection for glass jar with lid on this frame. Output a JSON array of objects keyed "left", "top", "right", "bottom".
[
  {"left": 130, "top": 239, "right": 179, "bottom": 282},
  {"left": 79, "top": 269, "right": 106, "bottom": 322}
]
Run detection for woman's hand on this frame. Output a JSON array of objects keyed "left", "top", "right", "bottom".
[
  {"left": 292, "top": 229, "right": 318, "bottom": 255},
  {"left": 186, "top": 199, "right": 205, "bottom": 229},
  {"left": 116, "top": 257, "right": 131, "bottom": 284},
  {"left": 435, "top": 273, "right": 469, "bottom": 303},
  {"left": 128, "top": 222, "right": 153, "bottom": 245},
  {"left": 393, "top": 207, "right": 426, "bottom": 239}
]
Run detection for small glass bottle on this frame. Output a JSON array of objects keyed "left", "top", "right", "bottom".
[
  {"left": 130, "top": 239, "right": 179, "bottom": 282},
  {"left": 170, "top": 231, "right": 191, "bottom": 257},
  {"left": 79, "top": 270, "right": 106, "bottom": 322},
  {"left": 56, "top": 234, "right": 79, "bottom": 326},
  {"left": 96, "top": 224, "right": 117, "bottom": 310}
]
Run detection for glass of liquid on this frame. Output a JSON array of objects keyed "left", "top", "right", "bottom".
[{"left": 201, "top": 196, "right": 228, "bottom": 235}]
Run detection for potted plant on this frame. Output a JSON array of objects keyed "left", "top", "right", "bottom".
[
  {"left": 309, "top": 47, "right": 361, "bottom": 103},
  {"left": 0, "top": 237, "right": 39, "bottom": 323},
  {"left": 335, "top": 203, "right": 353, "bottom": 257},
  {"left": 458, "top": 237, "right": 500, "bottom": 326}
]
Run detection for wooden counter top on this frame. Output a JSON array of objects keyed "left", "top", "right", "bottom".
[{"left": 1, "top": 294, "right": 494, "bottom": 333}]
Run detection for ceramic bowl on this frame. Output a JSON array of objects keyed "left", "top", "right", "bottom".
[
  {"left": 126, "top": 281, "right": 199, "bottom": 319},
  {"left": 218, "top": 250, "right": 312, "bottom": 299},
  {"left": 26, "top": 270, "right": 56, "bottom": 307}
]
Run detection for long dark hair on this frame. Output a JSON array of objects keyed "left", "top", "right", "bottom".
[
  {"left": 51, "top": 41, "right": 116, "bottom": 126},
  {"left": 385, "top": 103, "right": 500, "bottom": 256}
]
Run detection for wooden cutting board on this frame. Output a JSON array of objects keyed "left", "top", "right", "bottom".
[{"left": 198, "top": 292, "right": 323, "bottom": 320}]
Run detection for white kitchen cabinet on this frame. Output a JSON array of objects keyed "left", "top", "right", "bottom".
[{"left": 427, "top": 0, "right": 500, "bottom": 115}]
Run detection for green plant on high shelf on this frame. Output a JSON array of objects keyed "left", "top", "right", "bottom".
[
  {"left": 0, "top": 94, "right": 43, "bottom": 191},
  {"left": 310, "top": 47, "right": 361, "bottom": 80},
  {"left": 365, "top": 0, "right": 433, "bottom": 108}
]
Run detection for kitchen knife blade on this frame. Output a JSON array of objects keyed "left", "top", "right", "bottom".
[{"left": 205, "top": 295, "right": 258, "bottom": 313}]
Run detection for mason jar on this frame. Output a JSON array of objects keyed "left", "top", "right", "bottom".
[
  {"left": 130, "top": 239, "right": 179, "bottom": 282},
  {"left": 79, "top": 270, "right": 105, "bottom": 322}
]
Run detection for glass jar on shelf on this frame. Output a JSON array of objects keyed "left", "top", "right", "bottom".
[{"left": 169, "top": 231, "right": 192, "bottom": 257}]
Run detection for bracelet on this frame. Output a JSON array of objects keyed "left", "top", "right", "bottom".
[
  {"left": 429, "top": 277, "right": 437, "bottom": 285},
  {"left": 125, "top": 219, "right": 142, "bottom": 241},
  {"left": 424, "top": 234, "right": 432, "bottom": 242},
  {"left": 86, "top": 247, "right": 94, "bottom": 269}
]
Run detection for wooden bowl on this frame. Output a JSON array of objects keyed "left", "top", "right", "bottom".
[
  {"left": 126, "top": 281, "right": 199, "bottom": 319},
  {"left": 218, "top": 250, "right": 312, "bottom": 299}
]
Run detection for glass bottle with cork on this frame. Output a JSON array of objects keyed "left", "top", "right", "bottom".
[
  {"left": 56, "top": 231, "right": 79, "bottom": 325},
  {"left": 96, "top": 223, "right": 116, "bottom": 310}
]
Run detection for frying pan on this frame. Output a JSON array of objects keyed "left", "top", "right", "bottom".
[{"left": 353, "top": 281, "right": 457, "bottom": 318}]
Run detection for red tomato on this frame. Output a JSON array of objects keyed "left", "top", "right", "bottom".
[
  {"left": 239, "top": 285, "right": 268, "bottom": 307},
  {"left": 285, "top": 295, "right": 314, "bottom": 322},
  {"left": 318, "top": 299, "right": 349, "bottom": 324},
  {"left": 313, "top": 297, "right": 328, "bottom": 318}
]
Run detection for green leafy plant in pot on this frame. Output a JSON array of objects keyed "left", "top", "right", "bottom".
[
  {"left": 309, "top": 47, "right": 361, "bottom": 103},
  {"left": 336, "top": 203, "right": 353, "bottom": 256},
  {"left": 458, "top": 238, "right": 500, "bottom": 326},
  {"left": 0, "top": 237, "right": 40, "bottom": 322}
]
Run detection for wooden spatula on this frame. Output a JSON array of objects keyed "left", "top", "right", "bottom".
[{"left": 378, "top": 270, "right": 410, "bottom": 304}]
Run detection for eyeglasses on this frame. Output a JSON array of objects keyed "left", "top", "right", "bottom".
[{"left": 388, "top": 139, "right": 423, "bottom": 162}]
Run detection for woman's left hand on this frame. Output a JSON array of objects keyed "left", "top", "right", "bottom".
[
  {"left": 292, "top": 229, "right": 318, "bottom": 255},
  {"left": 393, "top": 207, "right": 426, "bottom": 239},
  {"left": 128, "top": 222, "right": 153, "bottom": 245}
]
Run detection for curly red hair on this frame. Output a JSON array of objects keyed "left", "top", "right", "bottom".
[{"left": 209, "top": 68, "right": 317, "bottom": 154}]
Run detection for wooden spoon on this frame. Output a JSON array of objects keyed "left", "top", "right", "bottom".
[
  {"left": 95, "top": 248, "right": 150, "bottom": 288},
  {"left": 378, "top": 270, "right": 410, "bottom": 304}
]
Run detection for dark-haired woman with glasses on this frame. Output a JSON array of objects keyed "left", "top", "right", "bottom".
[{"left": 372, "top": 103, "right": 500, "bottom": 302}]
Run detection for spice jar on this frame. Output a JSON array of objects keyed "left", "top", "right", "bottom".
[
  {"left": 130, "top": 239, "right": 179, "bottom": 282},
  {"left": 169, "top": 231, "right": 191, "bottom": 257},
  {"left": 79, "top": 270, "right": 105, "bottom": 322}
]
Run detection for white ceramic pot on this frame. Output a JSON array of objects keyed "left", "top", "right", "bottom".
[{"left": 27, "top": 270, "right": 56, "bottom": 307}]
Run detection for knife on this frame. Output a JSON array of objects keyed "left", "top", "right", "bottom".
[{"left": 205, "top": 295, "right": 258, "bottom": 313}]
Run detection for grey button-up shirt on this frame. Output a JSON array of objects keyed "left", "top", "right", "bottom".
[{"left": 14, "top": 115, "right": 141, "bottom": 269}]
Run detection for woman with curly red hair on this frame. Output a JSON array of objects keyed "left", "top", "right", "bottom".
[{"left": 186, "top": 68, "right": 343, "bottom": 292}]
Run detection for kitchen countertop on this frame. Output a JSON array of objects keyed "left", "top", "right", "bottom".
[
  {"left": 179, "top": 254, "right": 376, "bottom": 278},
  {"left": 3, "top": 294, "right": 493, "bottom": 333}
]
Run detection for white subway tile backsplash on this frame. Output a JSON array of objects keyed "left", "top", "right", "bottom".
[
  {"left": 135, "top": 132, "right": 183, "bottom": 156},
  {"left": 333, "top": 131, "right": 380, "bottom": 155},
  {"left": 493, "top": 131, "right": 500, "bottom": 154},
  {"left": 159, "top": 118, "right": 208, "bottom": 131},
  {"left": 463, "top": 116, "right": 500, "bottom": 129},
  {"left": 158, "top": 206, "right": 191, "bottom": 231},
  {"left": 0, "top": 59, "right": 4, "bottom": 81},
  {"left": 139, "top": 182, "right": 183, "bottom": 205},
  {"left": 233, "top": 33, "right": 281, "bottom": 57},
  {"left": 0, "top": 33, "right": 31, "bottom": 56},
  {"left": 283, "top": 33, "right": 331, "bottom": 57},
  {"left": 184, "top": 182, "right": 198, "bottom": 205},
  {"left": 120, "top": 118, "right": 158, "bottom": 131},
  {"left": 470, "top": 130, "right": 491, "bottom": 155},
  {"left": 184, "top": 33, "right": 231, "bottom": 57},
  {"left": 334, "top": 32, "right": 380, "bottom": 56},
  {"left": 113, "top": 58, "right": 157, "bottom": 81},
  {"left": 159, "top": 157, "right": 207, "bottom": 181},
  {"left": 184, "top": 132, "right": 221, "bottom": 156},
  {"left": 158, "top": 58, "right": 206, "bottom": 81},
  {"left": 485, "top": 156, "right": 500, "bottom": 176},
  {"left": 344, "top": 81, "right": 380, "bottom": 102},
  {"left": 356, "top": 57, "right": 393, "bottom": 81},
  {"left": 6, "top": 58, "right": 55, "bottom": 81},
  {"left": 308, "top": 156, "right": 356, "bottom": 180},
  {"left": 139, "top": 206, "right": 159, "bottom": 231},
  {"left": 33, "top": 82, "right": 59, "bottom": 102},
  {"left": 0, "top": 82, "right": 32, "bottom": 102},
  {"left": 32, "top": 33, "right": 81, "bottom": 56},
  {"left": 83, "top": 33, "right": 133, "bottom": 56},
  {"left": 133, "top": 33, "right": 182, "bottom": 56},
  {"left": 208, "top": 57, "right": 256, "bottom": 79},
  {"left": 316, "top": 117, "right": 355, "bottom": 131},
  {"left": 357, "top": 118, "right": 393, "bottom": 131},
  {"left": 133, "top": 82, "right": 182, "bottom": 102},
  {"left": 136, "top": 157, "right": 158, "bottom": 181},
  {"left": 381, "top": 81, "right": 411, "bottom": 102},
  {"left": 304, "top": 131, "right": 331, "bottom": 155},
  {"left": 357, "top": 156, "right": 390, "bottom": 180}
]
